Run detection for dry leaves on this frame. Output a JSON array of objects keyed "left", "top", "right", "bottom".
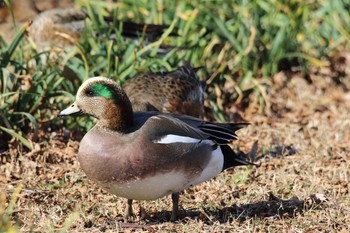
[{"left": 1, "top": 67, "right": 350, "bottom": 231}]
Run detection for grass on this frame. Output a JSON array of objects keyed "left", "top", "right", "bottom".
[
  {"left": 0, "top": 0, "right": 350, "bottom": 231},
  {"left": 0, "top": 184, "right": 22, "bottom": 232}
]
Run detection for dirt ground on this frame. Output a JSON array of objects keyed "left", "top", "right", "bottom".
[{"left": 1, "top": 66, "right": 350, "bottom": 232}]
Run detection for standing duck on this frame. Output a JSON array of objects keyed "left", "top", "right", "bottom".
[
  {"left": 122, "top": 62, "right": 205, "bottom": 218},
  {"left": 59, "top": 77, "right": 251, "bottom": 221}
]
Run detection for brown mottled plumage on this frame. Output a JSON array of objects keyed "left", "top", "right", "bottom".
[
  {"left": 28, "top": 8, "right": 87, "bottom": 48},
  {"left": 0, "top": 0, "right": 82, "bottom": 45},
  {"left": 59, "top": 77, "right": 251, "bottom": 221},
  {"left": 123, "top": 62, "right": 205, "bottom": 118}
]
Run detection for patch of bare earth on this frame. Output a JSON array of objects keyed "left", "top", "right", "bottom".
[{"left": 1, "top": 71, "right": 349, "bottom": 232}]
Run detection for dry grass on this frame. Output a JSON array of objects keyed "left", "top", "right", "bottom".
[{"left": 1, "top": 71, "right": 350, "bottom": 232}]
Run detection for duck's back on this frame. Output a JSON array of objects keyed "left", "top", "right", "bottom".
[{"left": 123, "top": 63, "right": 205, "bottom": 118}]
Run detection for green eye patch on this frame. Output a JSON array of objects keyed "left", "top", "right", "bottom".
[{"left": 88, "top": 83, "right": 117, "bottom": 99}]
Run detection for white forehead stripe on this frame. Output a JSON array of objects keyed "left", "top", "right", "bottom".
[
  {"left": 77, "top": 76, "right": 121, "bottom": 96},
  {"left": 154, "top": 135, "right": 213, "bottom": 145},
  {"left": 83, "top": 76, "right": 110, "bottom": 85}
]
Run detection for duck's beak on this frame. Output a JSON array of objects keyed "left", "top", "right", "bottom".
[{"left": 58, "top": 102, "right": 82, "bottom": 117}]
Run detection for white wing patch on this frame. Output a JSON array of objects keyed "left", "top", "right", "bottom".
[{"left": 154, "top": 134, "right": 214, "bottom": 145}]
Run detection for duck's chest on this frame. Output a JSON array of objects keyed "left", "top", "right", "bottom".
[{"left": 77, "top": 130, "right": 144, "bottom": 182}]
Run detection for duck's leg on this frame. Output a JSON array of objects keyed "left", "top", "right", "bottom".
[
  {"left": 125, "top": 199, "right": 133, "bottom": 219},
  {"left": 170, "top": 192, "right": 180, "bottom": 221}
]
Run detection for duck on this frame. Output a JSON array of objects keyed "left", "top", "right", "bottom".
[
  {"left": 28, "top": 8, "right": 88, "bottom": 49},
  {"left": 122, "top": 62, "right": 205, "bottom": 219},
  {"left": 58, "top": 76, "right": 251, "bottom": 221},
  {"left": 28, "top": 8, "right": 175, "bottom": 50},
  {"left": 0, "top": 0, "right": 174, "bottom": 49},
  {"left": 122, "top": 62, "right": 205, "bottom": 118}
]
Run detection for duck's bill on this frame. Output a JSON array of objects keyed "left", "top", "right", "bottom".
[{"left": 58, "top": 102, "right": 82, "bottom": 117}]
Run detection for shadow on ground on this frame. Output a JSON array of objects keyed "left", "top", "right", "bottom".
[{"left": 108, "top": 192, "right": 327, "bottom": 230}]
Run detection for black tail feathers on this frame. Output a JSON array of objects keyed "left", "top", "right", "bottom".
[{"left": 221, "top": 145, "right": 255, "bottom": 170}]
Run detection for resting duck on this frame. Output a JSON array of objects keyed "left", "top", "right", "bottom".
[
  {"left": 28, "top": 8, "right": 174, "bottom": 49},
  {"left": 0, "top": 0, "right": 174, "bottom": 48},
  {"left": 123, "top": 62, "right": 205, "bottom": 118},
  {"left": 59, "top": 77, "right": 251, "bottom": 221}
]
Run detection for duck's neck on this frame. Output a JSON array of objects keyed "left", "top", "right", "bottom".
[{"left": 96, "top": 100, "right": 134, "bottom": 132}]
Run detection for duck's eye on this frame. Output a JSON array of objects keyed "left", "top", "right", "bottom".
[{"left": 86, "top": 90, "right": 94, "bottom": 97}]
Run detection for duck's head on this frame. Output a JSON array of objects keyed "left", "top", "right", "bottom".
[{"left": 59, "top": 77, "right": 134, "bottom": 131}]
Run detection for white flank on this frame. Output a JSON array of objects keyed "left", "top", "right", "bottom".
[{"left": 190, "top": 146, "right": 224, "bottom": 186}]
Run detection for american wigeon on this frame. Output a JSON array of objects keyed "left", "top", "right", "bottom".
[
  {"left": 28, "top": 8, "right": 175, "bottom": 49},
  {"left": 122, "top": 62, "right": 204, "bottom": 219},
  {"left": 123, "top": 62, "right": 205, "bottom": 118},
  {"left": 0, "top": 0, "right": 174, "bottom": 48},
  {"left": 28, "top": 8, "right": 87, "bottom": 48},
  {"left": 59, "top": 77, "right": 251, "bottom": 221}
]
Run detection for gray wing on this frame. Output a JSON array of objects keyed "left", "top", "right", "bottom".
[{"left": 142, "top": 114, "right": 248, "bottom": 144}]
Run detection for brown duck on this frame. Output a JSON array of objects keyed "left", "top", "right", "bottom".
[{"left": 123, "top": 62, "right": 205, "bottom": 118}]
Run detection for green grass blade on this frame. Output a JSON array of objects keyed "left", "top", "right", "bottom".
[
  {"left": 0, "top": 21, "right": 29, "bottom": 67},
  {"left": 0, "top": 126, "right": 32, "bottom": 149}
]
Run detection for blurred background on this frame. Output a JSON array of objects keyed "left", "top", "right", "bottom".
[{"left": 1, "top": 0, "right": 349, "bottom": 148}]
